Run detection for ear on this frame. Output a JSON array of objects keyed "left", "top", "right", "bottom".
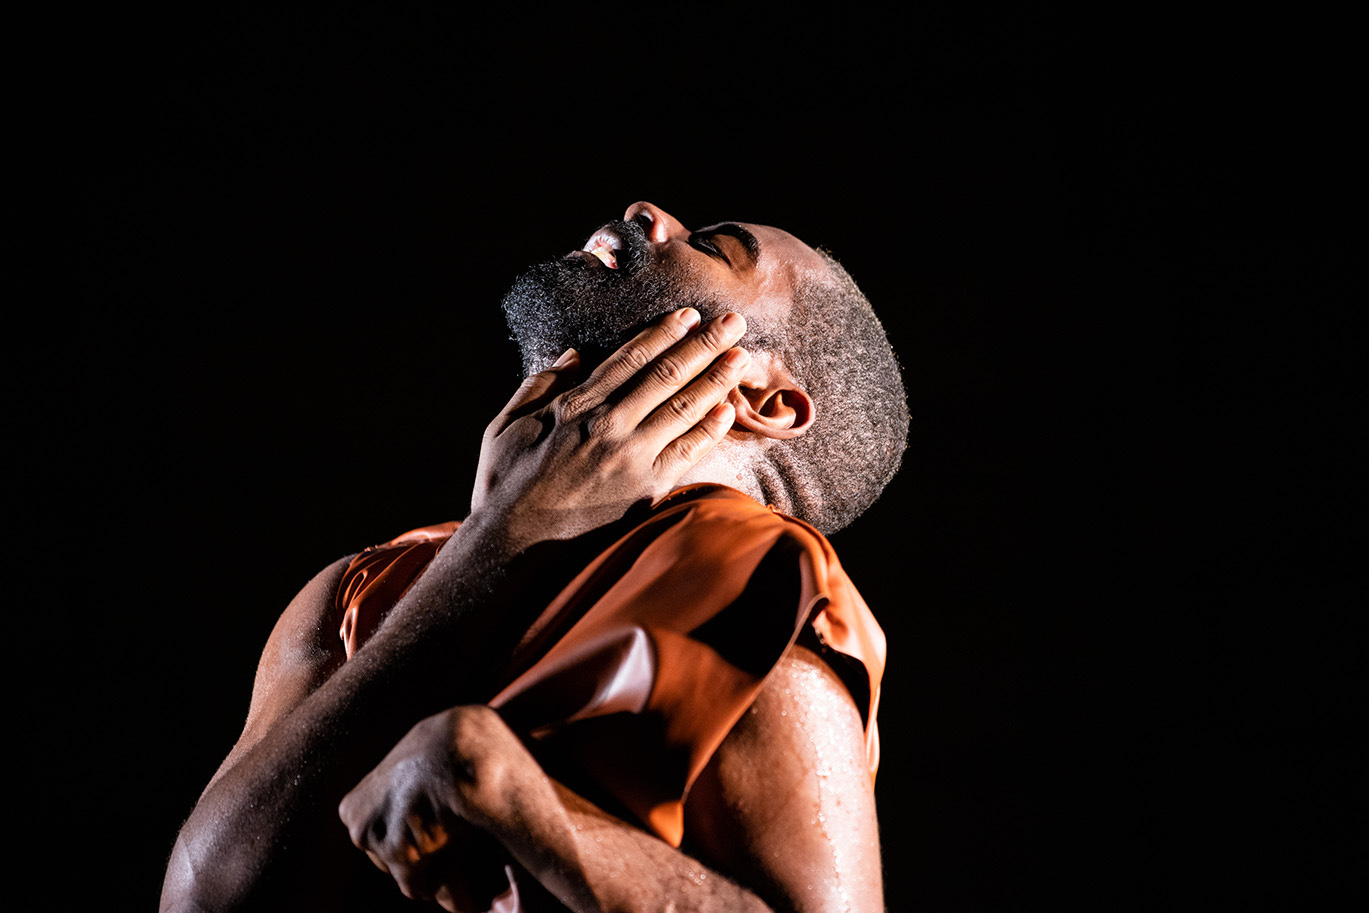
[{"left": 729, "top": 353, "right": 815, "bottom": 440}]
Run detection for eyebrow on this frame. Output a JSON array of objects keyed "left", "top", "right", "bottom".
[{"left": 698, "top": 223, "right": 760, "bottom": 268}]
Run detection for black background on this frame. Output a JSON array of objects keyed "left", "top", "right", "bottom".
[{"left": 29, "top": 6, "right": 1358, "bottom": 909}]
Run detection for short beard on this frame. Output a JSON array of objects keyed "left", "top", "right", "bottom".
[{"left": 501, "top": 219, "right": 727, "bottom": 375}]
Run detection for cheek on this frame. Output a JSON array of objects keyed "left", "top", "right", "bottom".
[
  {"left": 674, "top": 261, "right": 768, "bottom": 313},
  {"left": 746, "top": 288, "right": 797, "bottom": 337},
  {"left": 757, "top": 265, "right": 798, "bottom": 305}
]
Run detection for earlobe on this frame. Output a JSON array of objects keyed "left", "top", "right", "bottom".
[{"left": 731, "top": 385, "right": 815, "bottom": 440}]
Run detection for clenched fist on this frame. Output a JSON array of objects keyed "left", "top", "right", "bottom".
[{"left": 338, "top": 705, "right": 547, "bottom": 912}]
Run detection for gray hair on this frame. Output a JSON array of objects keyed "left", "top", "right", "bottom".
[{"left": 754, "top": 251, "right": 909, "bottom": 534}]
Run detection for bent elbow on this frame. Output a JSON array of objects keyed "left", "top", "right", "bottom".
[
  {"left": 160, "top": 832, "right": 241, "bottom": 913},
  {"left": 159, "top": 888, "right": 213, "bottom": 913}
]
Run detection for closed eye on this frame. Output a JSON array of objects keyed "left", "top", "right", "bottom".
[
  {"left": 689, "top": 234, "right": 731, "bottom": 265},
  {"left": 693, "top": 223, "right": 760, "bottom": 268}
]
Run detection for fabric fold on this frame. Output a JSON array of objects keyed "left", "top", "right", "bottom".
[{"left": 334, "top": 483, "right": 886, "bottom": 848}]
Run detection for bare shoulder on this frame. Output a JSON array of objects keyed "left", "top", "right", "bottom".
[
  {"left": 742, "top": 645, "right": 867, "bottom": 750},
  {"left": 684, "top": 645, "right": 884, "bottom": 913},
  {"left": 208, "top": 554, "right": 356, "bottom": 790},
  {"left": 254, "top": 554, "right": 357, "bottom": 683}
]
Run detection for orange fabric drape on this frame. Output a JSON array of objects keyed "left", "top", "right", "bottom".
[{"left": 335, "top": 484, "right": 885, "bottom": 847}]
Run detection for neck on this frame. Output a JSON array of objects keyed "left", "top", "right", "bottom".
[{"left": 675, "top": 442, "right": 766, "bottom": 506}]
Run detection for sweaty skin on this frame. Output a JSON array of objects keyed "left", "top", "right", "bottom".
[
  {"left": 161, "top": 307, "right": 749, "bottom": 911},
  {"left": 340, "top": 646, "right": 881, "bottom": 913},
  {"left": 162, "top": 202, "right": 886, "bottom": 913}
]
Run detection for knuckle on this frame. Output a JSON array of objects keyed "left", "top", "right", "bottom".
[
  {"left": 363, "top": 816, "right": 389, "bottom": 855},
  {"left": 585, "top": 408, "right": 621, "bottom": 439},
  {"left": 452, "top": 703, "right": 494, "bottom": 728},
  {"left": 621, "top": 342, "right": 653, "bottom": 371},
  {"left": 606, "top": 440, "right": 643, "bottom": 468},
  {"left": 447, "top": 705, "right": 479, "bottom": 738},
  {"left": 652, "top": 447, "right": 679, "bottom": 475},
  {"left": 679, "top": 435, "right": 713, "bottom": 465},
  {"left": 710, "top": 359, "right": 743, "bottom": 388},
  {"left": 696, "top": 323, "right": 728, "bottom": 350},
  {"left": 662, "top": 316, "right": 689, "bottom": 340},
  {"left": 448, "top": 705, "right": 499, "bottom": 759},
  {"left": 665, "top": 392, "right": 696, "bottom": 421},
  {"left": 700, "top": 358, "right": 731, "bottom": 384},
  {"left": 676, "top": 431, "right": 705, "bottom": 457},
  {"left": 340, "top": 802, "right": 363, "bottom": 834},
  {"left": 365, "top": 848, "right": 392, "bottom": 875},
  {"left": 554, "top": 391, "right": 586, "bottom": 420},
  {"left": 508, "top": 373, "right": 546, "bottom": 404},
  {"left": 650, "top": 355, "right": 689, "bottom": 387}
]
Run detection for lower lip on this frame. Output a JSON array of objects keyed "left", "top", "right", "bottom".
[{"left": 566, "top": 249, "right": 621, "bottom": 269}]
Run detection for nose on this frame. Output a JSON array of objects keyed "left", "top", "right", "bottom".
[{"left": 623, "top": 201, "right": 688, "bottom": 245}]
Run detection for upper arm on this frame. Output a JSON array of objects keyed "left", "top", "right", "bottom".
[
  {"left": 205, "top": 554, "right": 355, "bottom": 791},
  {"left": 683, "top": 645, "right": 883, "bottom": 913}
]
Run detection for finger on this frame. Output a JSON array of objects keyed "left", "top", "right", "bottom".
[
  {"left": 560, "top": 308, "right": 701, "bottom": 415},
  {"left": 395, "top": 865, "right": 433, "bottom": 902},
  {"left": 432, "top": 817, "right": 514, "bottom": 913},
  {"left": 392, "top": 828, "right": 463, "bottom": 906},
  {"left": 636, "top": 343, "right": 749, "bottom": 447},
  {"left": 487, "top": 348, "right": 581, "bottom": 436},
  {"left": 431, "top": 857, "right": 489, "bottom": 913},
  {"left": 434, "top": 884, "right": 465, "bottom": 913},
  {"left": 340, "top": 787, "right": 389, "bottom": 855},
  {"left": 612, "top": 312, "right": 748, "bottom": 428},
  {"left": 387, "top": 837, "right": 431, "bottom": 901},
  {"left": 408, "top": 809, "right": 450, "bottom": 855},
  {"left": 365, "top": 849, "right": 391, "bottom": 875},
  {"left": 654, "top": 398, "right": 736, "bottom": 480}
]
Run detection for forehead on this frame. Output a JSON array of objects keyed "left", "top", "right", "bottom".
[
  {"left": 730, "top": 221, "right": 830, "bottom": 308},
  {"left": 734, "top": 222, "right": 825, "bottom": 267}
]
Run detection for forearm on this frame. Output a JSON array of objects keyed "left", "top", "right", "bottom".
[
  {"left": 494, "top": 779, "right": 773, "bottom": 913},
  {"left": 168, "top": 309, "right": 751, "bottom": 911},
  {"left": 454, "top": 646, "right": 883, "bottom": 913},
  {"left": 162, "top": 520, "right": 535, "bottom": 911}
]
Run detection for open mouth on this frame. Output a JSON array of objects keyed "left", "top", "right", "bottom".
[{"left": 581, "top": 228, "right": 624, "bottom": 269}]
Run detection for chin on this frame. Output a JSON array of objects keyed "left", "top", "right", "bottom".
[{"left": 502, "top": 258, "right": 713, "bottom": 377}]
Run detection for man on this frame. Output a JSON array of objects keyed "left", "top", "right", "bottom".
[{"left": 161, "top": 202, "right": 907, "bottom": 912}]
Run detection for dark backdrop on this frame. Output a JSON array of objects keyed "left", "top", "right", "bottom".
[{"left": 34, "top": 7, "right": 1357, "bottom": 909}]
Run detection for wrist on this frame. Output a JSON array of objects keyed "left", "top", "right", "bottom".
[
  {"left": 466, "top": 491, "right": 660, "bottom": 558},
  {"left": 453, "top": 507, "right": 535, "bottom": 565}
]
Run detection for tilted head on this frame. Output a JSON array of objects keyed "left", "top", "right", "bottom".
[{"left": 502, "top": 201, "right": 908, "bottom": 533}]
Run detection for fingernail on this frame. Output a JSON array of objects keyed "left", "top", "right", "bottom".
[
  {"left": 721, "top": 312, "right": 746, "bottom": 333},
  {"left": 679, "top": 307, "right": 701, "bottom": 329},
  {"left": 724, "top": 346, "right": 749, "bottom": 367},
  {"left": 553, "top": 348, "right": 577, "bottom": 368},
  {"left": 710, "top": 400, "right": 736, "bottom": 422}
]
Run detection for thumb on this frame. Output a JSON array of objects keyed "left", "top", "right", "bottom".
[{"left": 487, "top": 349, "right": 580, "bottom": 435}]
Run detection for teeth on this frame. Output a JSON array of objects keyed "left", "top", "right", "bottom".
[{"left": 582, "top": 230, "right": 621, "bottom": 269}]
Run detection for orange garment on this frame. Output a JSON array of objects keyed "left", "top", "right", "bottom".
[{"left": 335, "top": 483, "right": 885, "bottom": 848}]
